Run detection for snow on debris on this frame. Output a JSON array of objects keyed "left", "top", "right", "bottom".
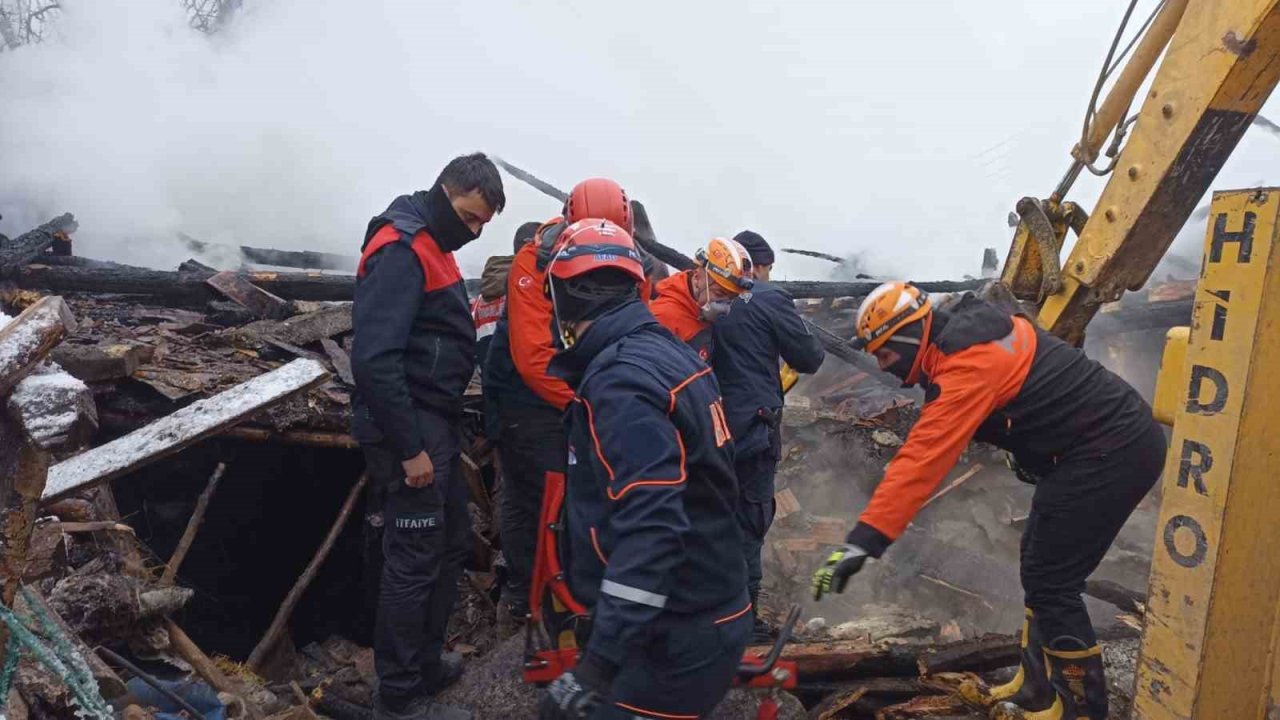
[
  {"left": 9, "top": 364, "right": 92, "bottom": 448},
  {"left": 43, "top": 358, "right": 329, "bottom": 500}
]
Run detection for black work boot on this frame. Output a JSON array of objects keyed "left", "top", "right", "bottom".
[
  {"left": 422, "top": 651, "right": 465, "bottom": 694},
  {"left": 749, "top": 591, "right": 774, "bottom": 644},
  {"left": 373, "top": 691, "right": 474, "bottom": 720},
  {"left": 1043, "top": 636, "right": 1107, "bottom": 720},
  {"left": 986, "top": 610, "right": 1063, "bottom": 719},
  {"left": 973, "top": 609, "right": 1056, "bottom": 711}
]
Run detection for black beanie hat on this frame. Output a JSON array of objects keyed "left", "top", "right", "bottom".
[
  {"left": 733, "top": 230, "right": 775, "bottom": 266},
  {"left": 514, "top": 221, "right": 542, "bottom": 253}
]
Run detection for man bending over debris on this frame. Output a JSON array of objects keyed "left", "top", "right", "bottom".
[
  {"left": 712, "top": 230, "right": 824, "bottom": 642},
  {"left": 540, "top": 220, "right": 751, "bottom": 719},
  {"left": 483, "top": 178, "right": 635, "bottom": 629},
  {"left": 810, "top": 282, "right": 1165, "bottom": 720},
  {"left": 351, "top": 153, "right": 505, "bottom": 720},
  {"left": 650, "top": 236, "right": 754, "bottom": 361}
]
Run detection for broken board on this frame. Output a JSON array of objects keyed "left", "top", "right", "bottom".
[{"left": 41, "top": 358, "right": 330, "bottom": 501}]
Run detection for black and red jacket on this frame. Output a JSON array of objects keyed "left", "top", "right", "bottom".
[
  {"left": 849, "top": 295, "right": 1155, "bottom": 556},
  {"left": 351, "top": 187, "right": 478, "bottom": 459},
  {"left": 549, "top": 299, "right": 748, "bottom": 669}
]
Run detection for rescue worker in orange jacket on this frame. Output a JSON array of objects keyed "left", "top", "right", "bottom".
[
  {"left": 810, "top": 282, "right": 1165, "bottom": 720},
  {"left": 649, "top": 237, "right": 755, "bottom": 361},
  {"left": 483, "top": 179, "right": 636, "bottom": 620}
]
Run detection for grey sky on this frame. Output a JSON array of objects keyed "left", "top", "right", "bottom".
[{"left": 2, "top": 0, "right": 1278, "bottom": 280}]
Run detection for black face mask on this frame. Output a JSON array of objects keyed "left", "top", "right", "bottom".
[
  {"left": 883, "top": 339, "right": 920, "bottom": 384},
  {"left": 423, "top": 184, "right": 480, "bottom": 252}
]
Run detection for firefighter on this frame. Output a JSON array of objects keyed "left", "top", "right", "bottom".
[
  {"left": 351, "top": 153, "right": 505, "bottom": 720},
  {"left": 711, "top": 230, "right": 824, "bottom": 641},
  {"left": 483, "top": 179, "right": 635, "bottom": 624},
  {"left": 809, "top": 282, "right": 1165, "bottom": 720},
  {"left": 649, "top": 237, "right": 754, "bottom": 361},
  {"left": 477, "top": 222, "right": 539, "bottom": 445},
  {"left": 539, "top": 220, "right": 751, "bottom": 720}
]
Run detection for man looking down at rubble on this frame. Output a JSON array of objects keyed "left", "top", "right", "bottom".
[
  {"left": 650, "top": 236, "right": 755, "bottom": 361},
  {"left": 712, "top": 230, "right": 824, "bottom": 642},
  {"left": 351, "top": 153, "right": 505, "bottom": 720},
  {"left": 810, "top": 282, "right": 1164, "bottom": 720},
  {"left": 483, "top": 178, "right": 636, "bottom": 627},
  {"left": 539, "top": 219, "right": 751, "bottom": 720}
]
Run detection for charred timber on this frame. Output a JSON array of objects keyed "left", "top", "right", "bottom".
[
  {"left": 0, "top": 214, "right": 78, "bottom": 277},
  {"left": 773, "top": 278, "right": 986, "bottom": 299},
  {"left": 16, "top": 263, "right": 355, "bottom": 305},
  {"left": 1086, "top": 298, "right": 1192, "bottom": 338},
  {"left": 17, "top": 261, "right": 483, "bottom": 305}
]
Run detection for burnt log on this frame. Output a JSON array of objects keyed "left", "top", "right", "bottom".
[
  {"left": 180, "top": 233, "right": 357, "bottom": 272},
  {"left": 775, "top": 279, "right": 986, "bottom": 299},
  {"left": 0, "top": 214, "right": 77, "bottom": 276},
  {"left": 1086, "top": 298, "right": 1192, "bottom": 338},
  {"left": 15, "top": 263, "right": 357, "bottom": 306},
  {"left": 206, "top": 271, "right": 296, "bottom": 320},
  {"left": 1085, "top": 579, "right": 1146, "bottom": 616}
]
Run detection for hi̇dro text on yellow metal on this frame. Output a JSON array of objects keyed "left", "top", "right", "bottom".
[
  {"left": 992, "top": 0, "right": 1280, "bottom": 716},
  {"left": 1135, "top": 189, "right": 1280, "bottom": 718}
]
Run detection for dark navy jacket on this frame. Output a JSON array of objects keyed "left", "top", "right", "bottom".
[
  {"left": 712, "top": 283, "right": 825, "bottom": 457},
  {"left": 549, "top": 300, "right": 747, "bottom": 668},
  {"left": 351, "top": 187, "right": 477, "bottom": 460}
]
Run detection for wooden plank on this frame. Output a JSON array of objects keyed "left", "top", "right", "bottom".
[
  {"left": 41, "top": 358, "right": 330, "bottom": 502},
  {"left": 809, "top": 516, "right": 848, "bottom": 546},
  {"left": 206, "top": 271, "right": 295, "bottom": 320},
  {"left": 320, "top": 338, "right": 354, "bottom": 385},
  {"left": 916, "top": 633, "right": 1020, "bottom": 675},
  {"left": 0, "top": 296, "right": 75, "bottom": 396}
]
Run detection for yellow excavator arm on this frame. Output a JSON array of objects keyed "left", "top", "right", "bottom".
[{"left": 1000, "top": 0, "right": 1280, "bottom": 344}]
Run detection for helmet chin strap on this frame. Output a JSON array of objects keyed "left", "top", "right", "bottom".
[{"left": 902, "top": 312, "right": 932, "bottom": 386}]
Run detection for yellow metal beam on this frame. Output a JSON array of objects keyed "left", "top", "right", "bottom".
[
  {"left": 1134, "top": 188, "right": 1280, "bottom": 719},
  {"left": 1038, "top": 0, "right": 1280, "bottom": 344}
]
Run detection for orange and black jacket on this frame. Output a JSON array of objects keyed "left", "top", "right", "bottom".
[
  {"left": 848, "top": 295, "right": 1154, "bottom": 557},
  {"left": 483, "top": 219, "right": 574, "bottom": 415},
  {"left": 650, "top": 270, "right": 713, "bottom": 362},
  {"left": 485, "top": 220, "right": 655, "bottom": 415},
  {"left": 548, "top": 299, "right": 746, "bottom": 669},
  {"left": 351, "top": 188, "right": 477, "bottom": 459}
]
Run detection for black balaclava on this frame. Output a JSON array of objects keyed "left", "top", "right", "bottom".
[
  {"left": 549, "top": 268, "right": 638, "bottom": 347},
  {"left": 883, "top": 319, "right": 924, "bottom": 384},
  {"left": 422, "top": 183, "right": 480, "bottom": 252}
]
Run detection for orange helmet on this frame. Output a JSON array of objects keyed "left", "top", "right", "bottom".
[
  {"left": 854, "top": 282, "right": 932, "bottom": 353},
  {"left": 547, "top": 219, "right": 645, "bottom": 285},
  {"left": 565, "top": 178, "right": 633, "bottom": 235},
  {"left": 696, "top": 237, "right": 754, "bottom": 295}
]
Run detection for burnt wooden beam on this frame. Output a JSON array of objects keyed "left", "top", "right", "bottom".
[
  {"left": 42, "top": 358, "right": 331, "bottom": 502},
  {"left": 774, "top": 278, "right": 986, "bottom": 299},
  {"left": 1086, "top": 297, "right": 1192, "bottom": 338},
  {"left": 1085, "top": 578, "right": 1147, "bottom": 616},
  {"left": 180, "top": 233, "right": 357, "bottom": 272},
  {"left": 206, "top": 271, "right": 296, "bottom": 320},
  {"left": 17, "top": 260, "right": 481, "bottom": 305},
  {"left": 0, "top": 296, "right": 76, "bottom": 396},
  {"left": 0, "top": 214, "right": 77, "bottom": 277}
]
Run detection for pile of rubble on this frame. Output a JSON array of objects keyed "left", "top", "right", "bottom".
[{"left": 0, "top": 214, "right": 1173, "bottom": 718}]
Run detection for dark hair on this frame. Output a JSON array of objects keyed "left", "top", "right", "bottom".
[
  {"left": 514, "top": 221, "right": 542, "bottom": 253},
  {"left": 436, "top": 153, "right": 506, "bottom": 213}
]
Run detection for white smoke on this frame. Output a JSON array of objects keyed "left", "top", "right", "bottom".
[{"left": 4, "top": 0, "right": 1280, "bottom": 280}]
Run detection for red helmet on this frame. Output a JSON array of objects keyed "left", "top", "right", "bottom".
[
  {"left": 547, "top": 219, "right": 645, "bottom": 284},
  {"left": 565, "top": 178, "right": 633, "bottom": 235}
]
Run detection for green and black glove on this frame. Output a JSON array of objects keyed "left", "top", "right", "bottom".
[{"left": 811, "top": 543, "right": 870, "bottom": 601}]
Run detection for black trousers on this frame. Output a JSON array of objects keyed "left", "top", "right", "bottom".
[
  {"left": 735, "top": 449, "right": 778, "bottom": 602},
  {"left": 592, "top": 593, "right": 753, "bottom": 719},
  {"left": 497, "top": 402, "right": 566, "bottom": 613},
  {"left": 363, "top": 410, "right": 472, "bottom": 708},
  {"left": 1021, "top": 419, "right": 1166, "bottom": 645}
]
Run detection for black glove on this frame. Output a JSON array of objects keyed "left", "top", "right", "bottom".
[
  {"left": 539, "top": 653, "right": 616, "bottom": 719},
  {"left": 811, "top": 543, "right": 870, "bottom": 601}
]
